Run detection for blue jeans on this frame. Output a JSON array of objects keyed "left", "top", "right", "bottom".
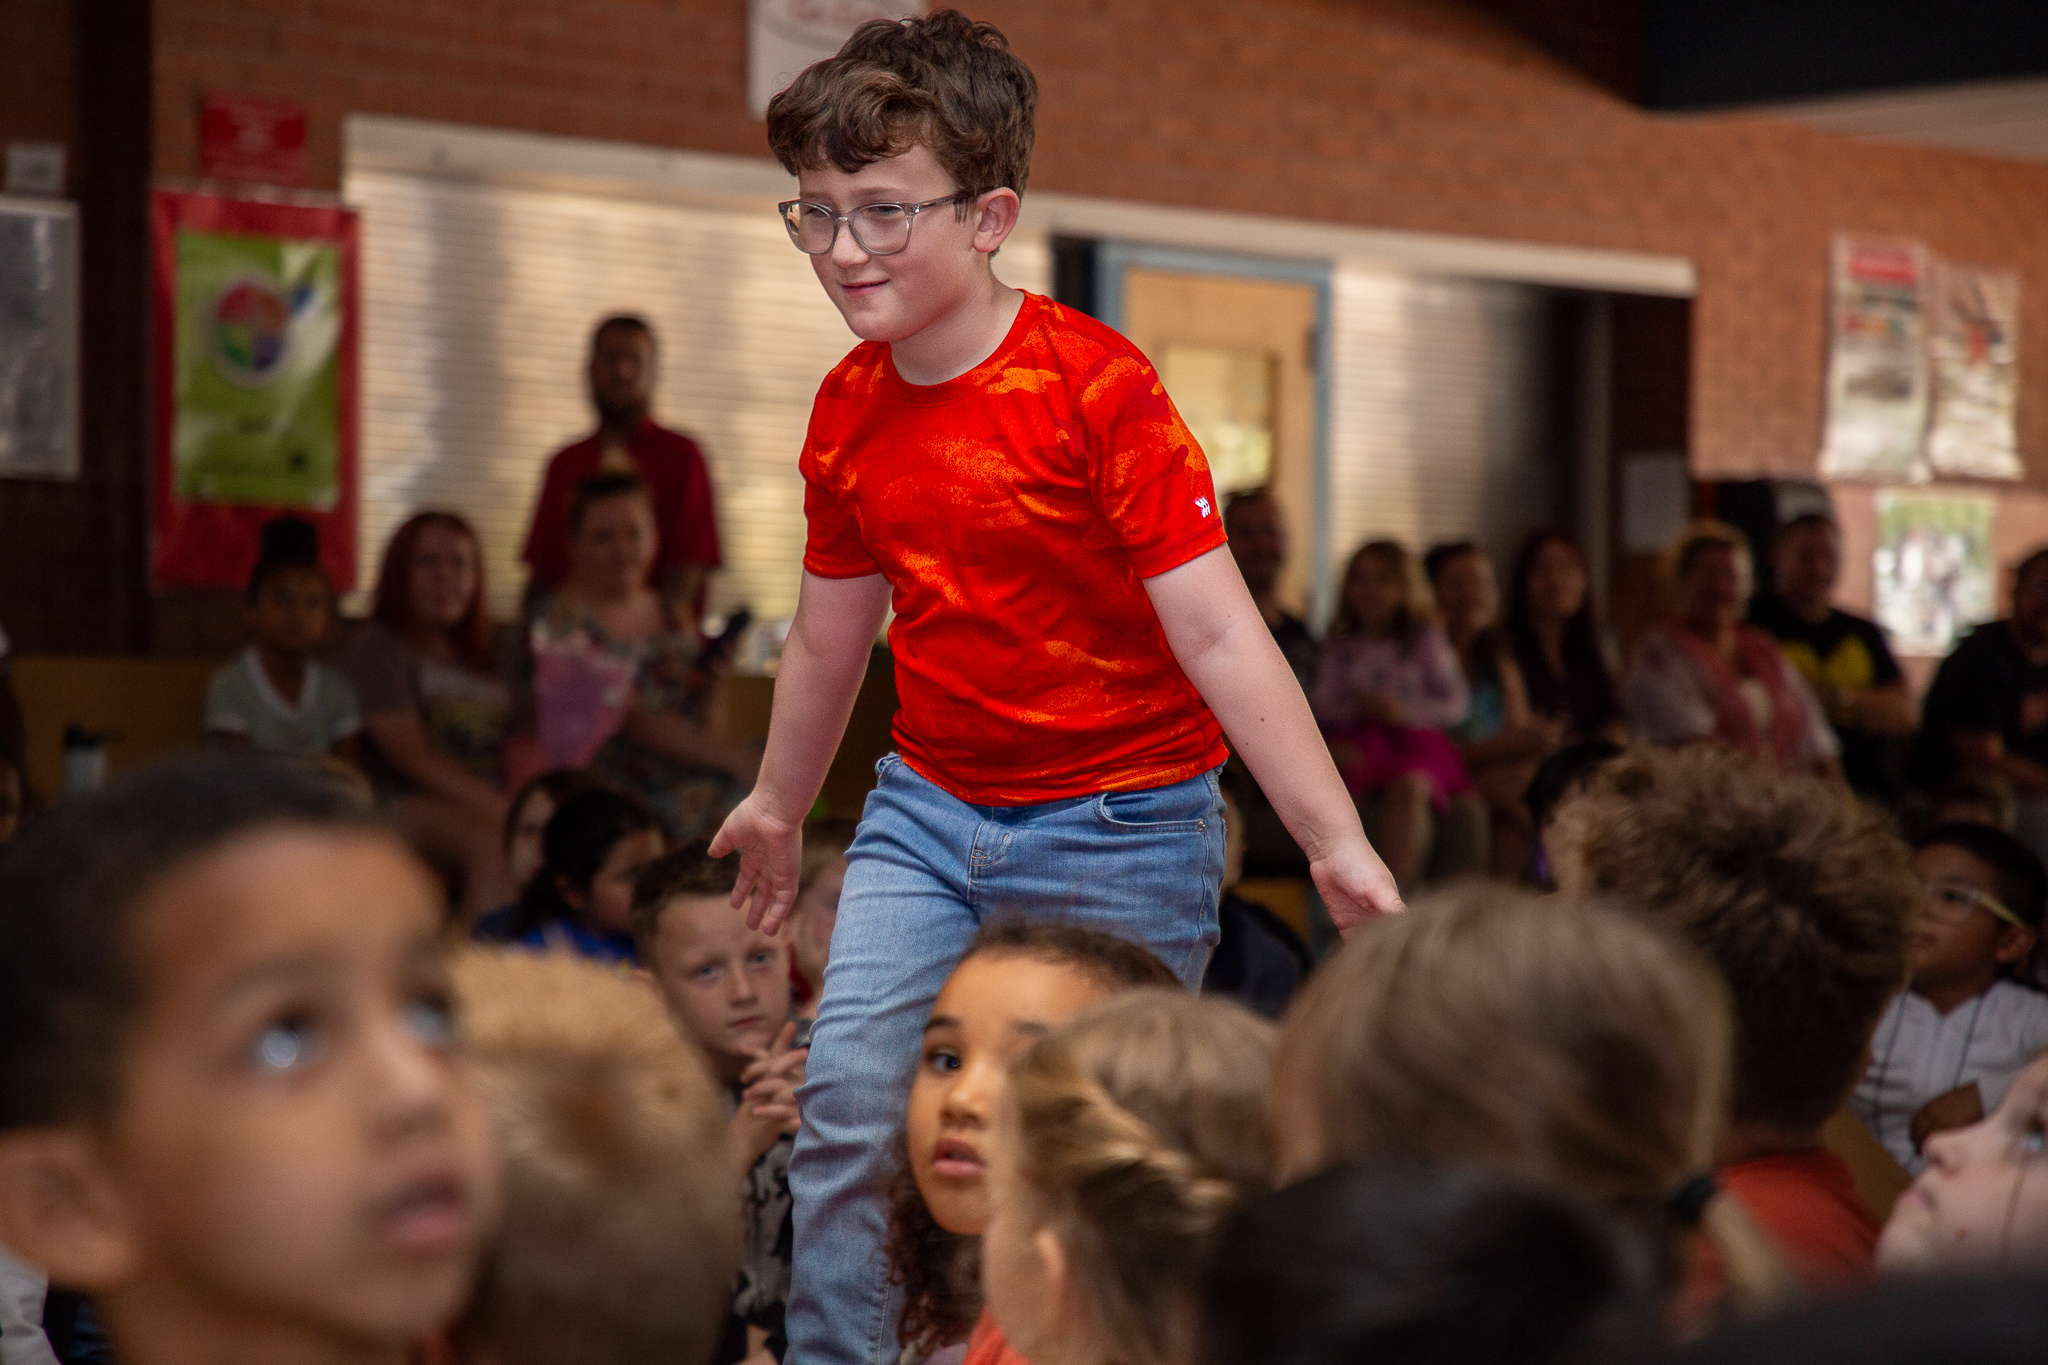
[{"left": 785, "top": 754, "right": 1224, "bottom": 1365}]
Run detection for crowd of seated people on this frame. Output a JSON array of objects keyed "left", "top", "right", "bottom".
[
  {"left": 4, "top": 742, "right": 2048, "bottom": 1365},
  {"left": 12, "top": 448, "right": 2048, "bottom": 1365}
]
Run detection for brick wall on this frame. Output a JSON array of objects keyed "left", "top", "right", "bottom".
[
  {"left": 0, "top": 0, "right": 154, "bottom": 655},
  {"left": 150, "top": 0, "right": 2048, "bottom": 490}
]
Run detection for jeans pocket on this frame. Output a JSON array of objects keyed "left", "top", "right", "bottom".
[{"left": 1093, "top": 775, "right": 1217, "bottom": 833}]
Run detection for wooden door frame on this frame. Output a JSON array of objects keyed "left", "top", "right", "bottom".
[{"left": 1095, "top": 242, "right": 1338, "bottom": 627}]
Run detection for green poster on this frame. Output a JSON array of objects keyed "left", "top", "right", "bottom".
[{"left": 173, "top": 229, "right": 341, "bottom": 508}]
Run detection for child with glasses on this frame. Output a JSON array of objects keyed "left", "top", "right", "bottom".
[
  {"left": 1853, "top": 822, "right": 2048, "bottom": 1174},
  {"left": 718, "top": 13, "right": 1400, "bottom": 1365}
]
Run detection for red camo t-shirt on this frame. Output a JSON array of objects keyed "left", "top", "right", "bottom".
[
  {"left": 522, "top": 418, "right": 723, "bottom": 591},
  {"left": 801, "top": 292, "right": 1230, "bottom": 805}
]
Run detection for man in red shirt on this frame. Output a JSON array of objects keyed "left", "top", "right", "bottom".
[{"left": 521, "top": 315, "right": 721, "bottom": 625}]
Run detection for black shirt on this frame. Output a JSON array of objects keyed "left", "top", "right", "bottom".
[
  {"left": 1748, "top": 595, "right": 1905, "bottom": 801},
  {"left": 1909, "top": 621, "right": 2048, "bottom": 791}
]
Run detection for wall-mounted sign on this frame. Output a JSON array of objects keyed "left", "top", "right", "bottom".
[
  {"left": 1927, "top": 260, "right": 2022, "bottom": 481},
  {"left": 1873, "top": 489, "right": 1993, "bottom": 657},
  {"left": 747, "top": 0, "right": 928, "bottom": 119},
  {"left": 0, "top": 195, "right": 79, "bottom": 480},
  {"left": 1819, "top": 235, "right": 1930, "bottom": 483},
  {"left": 151, "top": 189, "right": 357, "bottom": 590},
  {"left": 200, "top": 93, "right": 309, "bottom": 187}
]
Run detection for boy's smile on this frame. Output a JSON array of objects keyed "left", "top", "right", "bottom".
[{"left": 795, "top": 144, "right": 1023, "bottom": 386}]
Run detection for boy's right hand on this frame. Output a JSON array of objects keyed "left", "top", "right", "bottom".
[{"left": 709, "top": 795, "right": 802, "bottom": 934}]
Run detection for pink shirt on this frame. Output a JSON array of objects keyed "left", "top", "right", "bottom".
[{"left": 1312, "top": 628, "right": 1470, "bottom": 731}]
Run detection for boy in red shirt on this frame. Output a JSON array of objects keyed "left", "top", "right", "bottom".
[{"left": 710, "top": 12, "right": 1399, "bottom": 1365}]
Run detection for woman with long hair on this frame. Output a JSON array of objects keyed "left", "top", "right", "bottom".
[
  {"left": 342, "top": 510, "right": 516, "bottom": 918},
  {"left": 1504, "top": 530, "right": 1626, "bottom": 745}
]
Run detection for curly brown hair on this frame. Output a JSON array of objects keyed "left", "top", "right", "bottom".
[
  {"left": 1550, "top": 746, "right": 1912, "bottom": 1136},
  {"left": 765, "top": 10, "right": 1037, "bottom": 201}
]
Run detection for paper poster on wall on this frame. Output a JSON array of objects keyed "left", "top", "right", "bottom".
[
  {"left": 1872, "top": 490, "right": 1993, "bottom": 657},
  {"left": 747, "top": 0, "right": 928, "bottom": 118},
  {"left": 1926, "top": 260, "right": 2021, "bottom": 481},
  {"left": 151, "top": 189, "right": 358, "bottom": 591},
  {"left": 1820, "top": 236, "right": 1931, "bottom": 483},
  {"left": 0, "top": 196, "right": 79, "bottom": 479}
]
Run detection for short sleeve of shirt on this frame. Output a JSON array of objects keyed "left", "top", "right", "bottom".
[
  {"left": 204, "top": 664, "right": 252, "bottom": 735},
  {"left": 342, "top": 625, "right": 422, "bottom": 719},
  {"left": 1078, "top": 354, "right": 1226, "bottom": 578},
  {"left": 800, "top": 428, "right": 882, "bottom": 580}
]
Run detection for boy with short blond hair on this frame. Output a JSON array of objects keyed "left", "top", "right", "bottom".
[
  {"left": 718, "top": 15, "right": 1399, "bottom": 1362},
  {"left": 0, "top": 755, "right": 498, "bottom": 1365},
  {"left": 632, "top": 844, "right": 807, "bottom": 1363},
  {"left": 1553, "top": 746, "right": 1912, "bottom": 1290},
  {"left": 448, "top": 948, "right": 740, "bottom": 1365}
]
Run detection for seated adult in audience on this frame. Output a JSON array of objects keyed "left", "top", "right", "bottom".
[
  {"left": 1910, "top": 548, "right": 2048, "bottom": 861},
  {"left": 1852, "top": 822, "right": 2048, "bottom": 1174},
  {"left": 1427, "top": 541, "right": 1560, "bottom": 880},
  {"left": 1626, "top": 523, "right": 1838, "bottom": 776},
  {"left": 530, "top": 473, "right": 757, "bottom": 842},
  {"left": 1750, "top": 513, "right": 1914, "bottom": 803},
  {"left": 344, "top": 510, "right": 517, "bottom": 919},
  {"left": 523, "top": 314, "right": 721, "bottom": 628},
  {"left": 1203, "top": 1163, "right": 1659, "bottom": 1365},
  {"left": 1313, "top": 540, "right": 1480, "bottom": 891},
  {"left": 1222, "top": 489, "right": 1317, "bottom": 877},
  {"left": 1224, "top": 489, "right": 1319, "bottom": 689},
  {"left": 1553, "top": 747, "right": 1914, "bottom": 1293},
  {"left": 1504, "top": 529, "right": 1626, "bottom": 744}
]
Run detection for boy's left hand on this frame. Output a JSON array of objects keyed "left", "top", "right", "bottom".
[
  {"left": 1312, "top": 833, "right": 1405, "bottom": 937},
  {"left": 732, "top": 1021, "right": 809, "bottom": 1170}
]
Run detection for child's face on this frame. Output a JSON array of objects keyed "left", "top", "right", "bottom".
[
  {"left": 1431, "top": 552, "right": 1496, "bottom": 634},
  {"left": 251, "top": 565, "right": 332, "bottom": 657},
  {"left": 505, "top": 789, "right": 557, "bottom": 890},
  {"left": 1879, "top": 1053, "right": 2048, "bottom": 1271},
  {"left": 1909, "top": 844, "right": 2035, "bottom": 997},
  {"left": 905, "top": 953, "right": 1109, "bottom": 1236},
  {"left": 101, "top": 828, "right": 497, "bottom": 1348},
  {"left": 571, "top": 494, "right": 657, "bottom": 598},
  {"left": 564, "top": 828, "right": 664, "bottom": 936},
  {"left": 646, "top": 894, "right": 792, "bottom": 1080},
  {"left": 796, "top": 144, "right": 1007, "bottom": 347},
  {"left": 1343, "top": 553, "right": 1405, "bottom": 631},
  {"left": 790, "top": 853, "right": 846, "bottom": 984}
]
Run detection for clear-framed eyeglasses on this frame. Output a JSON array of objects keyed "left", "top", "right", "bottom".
[
  {"left": 1919, "top": 877, "right": 2028, "bottom": 932},
  {"left": 778, "top": 193, "right": 969, "bottom": 256}
]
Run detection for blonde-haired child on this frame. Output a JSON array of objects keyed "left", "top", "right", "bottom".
[
  {"left": 1271, "top": 884, "right": 1790, "bottom": 1322},
  {"left": 447, "top": 948, "right": 739, "bottom": 1365},
  {"left": 980, "top": 991, "right": 1276, "bottom": 1365},
  {"left": 1878, "top": 1051, "right": 2048, "bottom": 1273}
]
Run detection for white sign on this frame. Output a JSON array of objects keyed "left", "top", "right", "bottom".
[
  {"left": 747, "top": 0, "right": 929, "bottom": 120},
  {"left": 0, "top": 196, "right": 80, "bottom": 480}
]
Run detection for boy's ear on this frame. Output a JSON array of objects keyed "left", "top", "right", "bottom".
[
  {"left": 0, "top": 1129, "right": 141, "bottom": 1291},
  {"left": 1995, "top": 924, "right": 2038, "bottom": 968},
  {"left": 970, "top": 188, "right": 1021, "bottom": 257}
]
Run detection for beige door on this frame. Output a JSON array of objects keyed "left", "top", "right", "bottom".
[{"left": 1120, "top": 268, "right": 1320, "bottom": 618}]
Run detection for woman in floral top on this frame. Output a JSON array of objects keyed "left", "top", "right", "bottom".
[{"left": 532, "top": 472, "right": 759, "bottom": 841}]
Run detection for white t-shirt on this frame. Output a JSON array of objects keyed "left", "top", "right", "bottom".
[
  {"left": 204, "top": 647, "right": 362, "bottom": 758},
  {"left": 0, "top": 1244, "right": 58, "bottom": 1365},
  {"left": 1851, "top": 980, "right": 2048, "bottom": 1172}
]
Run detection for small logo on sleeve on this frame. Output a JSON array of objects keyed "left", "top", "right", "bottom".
[{"left": 1195, "top": 496, "right": 1212, "bottom": 517}]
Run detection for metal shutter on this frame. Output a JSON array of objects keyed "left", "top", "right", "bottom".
[
  {"left": 1326, "top": 263, "right": 1559, "bottom": 615},
  {"left": 343, "top": 165, "right": 1048, "bottom": 623}
]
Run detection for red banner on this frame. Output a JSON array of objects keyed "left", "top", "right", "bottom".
[{"left": 151, "top": 189, "right": 359, "bottom": 591}]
